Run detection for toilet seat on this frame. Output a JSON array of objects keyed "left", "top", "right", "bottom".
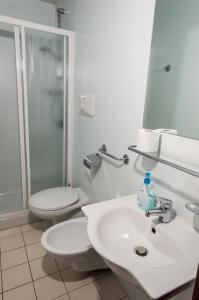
[{"left": 29, "top": 187, "right": 79, "bottom": 212}]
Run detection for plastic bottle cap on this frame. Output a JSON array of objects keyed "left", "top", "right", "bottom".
[
  {"left": 144, "top": 178, "right": 150, "bottom": 185},
  {"left": 145, "top": 172, "right": 151, "bottom": 177}
]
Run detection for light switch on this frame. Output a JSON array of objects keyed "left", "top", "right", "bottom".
[{"left": 79, "top": 95, "right": 95, "bottom": 117}]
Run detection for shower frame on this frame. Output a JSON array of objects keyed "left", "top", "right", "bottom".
[{"left": 0, "top": 14, "right": 75, "bottom": 210}]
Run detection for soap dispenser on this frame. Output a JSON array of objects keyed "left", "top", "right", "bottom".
[
  {"left": 137, "top": 172, "right": 156, "bottom": 210},
  {"left": 137, "top": 173, "right": 151, "bottom": 209}
]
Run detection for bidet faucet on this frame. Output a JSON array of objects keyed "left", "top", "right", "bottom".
[{"left": 145, "top": 197, "right": 174, "bottom": 223}]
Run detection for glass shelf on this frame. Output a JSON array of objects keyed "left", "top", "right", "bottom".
[{"left": 128, "top": 145, "right": 199, "bottom": 178}]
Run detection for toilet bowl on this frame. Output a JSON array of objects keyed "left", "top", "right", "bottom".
[
  {"left": 29, "top": 187, "right": 89, "bottom": 220},
  {"left": 41, "top": 217, "right": 107, "bottom": 272}
]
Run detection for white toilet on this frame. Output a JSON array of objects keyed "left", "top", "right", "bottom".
[
  {"left": 41, "top": 217, "right": 107, "bottom": 271},
  {"left": 29, "top": 187, "right": 89, "bottom": 220}
]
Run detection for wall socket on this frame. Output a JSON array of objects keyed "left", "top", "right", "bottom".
[{"left": 79, "top": 95, "right": 95, "bottom": 117}]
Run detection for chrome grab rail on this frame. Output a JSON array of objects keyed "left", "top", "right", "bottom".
[{"left": 98, "top": 144, "right": 129, "bottom": 165}]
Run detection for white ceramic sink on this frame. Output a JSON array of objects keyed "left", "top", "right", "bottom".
[{"left": 82, "top": 194, "right": 199, "bottom": 299}]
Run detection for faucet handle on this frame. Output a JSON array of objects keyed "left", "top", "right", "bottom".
[
  {"left": 185, "top": 202, "right": 199, "bottom": 214},
  {"left": 158, "top": 197, "right": 173, "bottom": 211}
]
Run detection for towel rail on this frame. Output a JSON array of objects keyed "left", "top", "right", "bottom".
[{"left": 128, "top": 145, "right": 199, "bottom": 177}]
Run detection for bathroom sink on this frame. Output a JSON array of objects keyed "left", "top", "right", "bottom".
[{"left": 82, "top": 194, "right": 199, "bottom": 299}]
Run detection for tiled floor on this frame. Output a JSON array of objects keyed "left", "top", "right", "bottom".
[{"left": 0, "top": 221, "right": 129, "bottom": 300}]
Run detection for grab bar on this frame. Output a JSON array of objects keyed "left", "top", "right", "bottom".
[{"left": 98, "top": 144, "right": 129, "bottom": 165}]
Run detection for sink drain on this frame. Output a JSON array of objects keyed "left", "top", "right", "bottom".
[{"left": 134, "top": 246, "right": 148, "bottom": 257}]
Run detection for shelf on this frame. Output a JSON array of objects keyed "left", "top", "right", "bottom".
[{"left": 128, "top": 145, "right": 199, "bottom": 178}]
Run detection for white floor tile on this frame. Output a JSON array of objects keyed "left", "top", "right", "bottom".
[
  {"left": 23, "top": 229, "right": 43, "bottom": 245},
  {"left": 0, "top": 271, "right": 2, "bottom": 293},
  {"left": 55, "top": 295, "right": 70, "bottom": 300},
  {"left": 92, "top": 269, "right": 112, "bottom": 281},
  {"left": 34, "top": 272, "right": 66, "bottom": 300},
  {"left": 30, "top": 256, "right": 58, "bottom": 280},
  {"left": 0, "top": 227, "right": 21, "bottom": 239},
  {"left": 61, "top": 267, "right": 92, "bottom": 292},
  {"left": 55, "top": 258, "right": 70, "bottom": 271},
  {"left": 21, "top": 222, "right": 42, "bottom": 233},
  {"left": 94, "top": 274, "right": 126, "bottom": 300},
  {"left": 26, "top": 242, "right": 47, "bottom": 261},
  {"left": 3, "top": 283, "right": 36, "bottom": 300},
  {"left": 0, "top": 233, "right": 24, "bottom": 252},
  {"left": 69, "top": 283, "right": 102, "bottom": 300},
  {"left": 2, "top": 263, "right": 32, "bottom": 291},
  {"left": 1, "top": 247, "right": 28, "bottom": 270}
]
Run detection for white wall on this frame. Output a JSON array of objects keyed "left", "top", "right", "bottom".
[
  {"left": 58, "top": 0, "right": 199, "bottom": 228},
  {"left": 57, "top": 0, "right": 156, "bottom": 202},
  {"left": 57, "top": 2, "right": 198, "bottom": 299},
  {"left": 0, "top": 0, "right": 56, "bottom": 26}
]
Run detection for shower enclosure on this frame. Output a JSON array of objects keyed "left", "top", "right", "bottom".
[{"left": 0, "top": 15, "right": 74, "bottom": 216}]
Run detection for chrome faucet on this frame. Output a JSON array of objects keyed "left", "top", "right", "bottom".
[{"left": 145, "top": 197, "right": 174, "bottom": 223}]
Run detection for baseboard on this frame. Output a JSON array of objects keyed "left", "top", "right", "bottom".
[{"left": 0, "top": 210, "right": 41, "bottom": 230}]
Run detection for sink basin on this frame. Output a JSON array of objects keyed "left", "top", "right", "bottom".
[
  {"left": 82, "top": 194, "right": 199, "bottom": 299},
  {"left": 97, "top": 206, "right": 183, "bottom": 268}
]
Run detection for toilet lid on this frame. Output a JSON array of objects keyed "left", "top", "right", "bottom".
[{"left": 29, "top": 187, "right": 79, "bottom": 211}]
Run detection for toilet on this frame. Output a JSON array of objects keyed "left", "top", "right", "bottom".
[
  {"left": 29, "top": 187, "right": 89, "bottom": 221},
  {"left": 41, "top": 217, "right": 107, "bottom": 272}
]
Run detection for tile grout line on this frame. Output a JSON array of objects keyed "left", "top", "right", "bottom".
[
  {"left": 0, "top": 246, "right": 4, "bottom": 300},
  {"left": 1, "top": 253, "right": 49, "bottom": 271},
  {"left": 1, "top": 245, "right": 25, "bottom": 254},
  {"left": 1, "top": 223, "right": 116, "bottom": 300},
  {"left": 1, "top": 261, "right": 28, "bottom": 272},
  {"left": 0, "top": 221, "right": 51, "bottom": 254},
  {"left": 0, "top": 221, "right": 45, "bottom": 241},
  {"left": 1, "top": 242, "right": 70, "bottom": 293},
  {"left": 0, "top": 222, "right": 50, "bottom": 298},
  {"left": 1, "top": 236, "right": 44, "bottom": 254},
  {"left": 52, "top": 293, "right": 70, "bottom": 300},
  {"left": 0, "top": 227, "right": 21, "bottom": 240},
  {"left": 54, "top": 259, "right": 70, "bottom": 298},
  {"left": 91, "top": 270, "right": 112, "bottom": 283},
  {"left": 52, "top": 290, "right": 71, "bottom": 300},
  {"left": 57, "top": 265, "right": 112, "bottom": 298},
  {"left": 1, "top": 254, "right": 110, "bottom": 275},
  {"left": 57, "top": 263, "right": 100, "bottom": 299},
  {"left": 92, "top": 280, "right": 105, "bottom": 300},
  {"left": 1, "top": 270, "right": 66, "bottom": 295},
  {"left": 3, "top": 281, "right": 34, "bottom": 295},
  {"left": 30, "top": 270, "right": 63, "bottom": 283},
  {"left": 19, "top": 225, "right": 38, "bottom": 300}
]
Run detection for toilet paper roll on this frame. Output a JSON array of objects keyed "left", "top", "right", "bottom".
[
  {"left": 137, "top": 129, "right": 160, "bottom": 153},
  {"left": 155, "top": 129, "right": 178, "bottom": 135}
]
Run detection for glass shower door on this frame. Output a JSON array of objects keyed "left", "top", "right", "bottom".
[
  {"left": 0, "top": 23, "right": 24, "bottom": 213},
  {"left": 24, "top": 29, "right": 67, "bottom": 195}
]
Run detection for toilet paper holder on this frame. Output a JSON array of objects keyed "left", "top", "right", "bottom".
[
  {"left": 83, "top": 153, "right": 102, "bottom": 170},
  {"left": 83, "top": 144, "right": 130, "bottom": 170}
]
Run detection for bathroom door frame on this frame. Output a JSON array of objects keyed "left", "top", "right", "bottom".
[{"left": 0, "top": 14, "right": 75, "bottom": 207}]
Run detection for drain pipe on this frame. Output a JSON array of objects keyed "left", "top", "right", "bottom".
[{"left": 57, "top": 7, "right": 71, "bottom": 28}]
